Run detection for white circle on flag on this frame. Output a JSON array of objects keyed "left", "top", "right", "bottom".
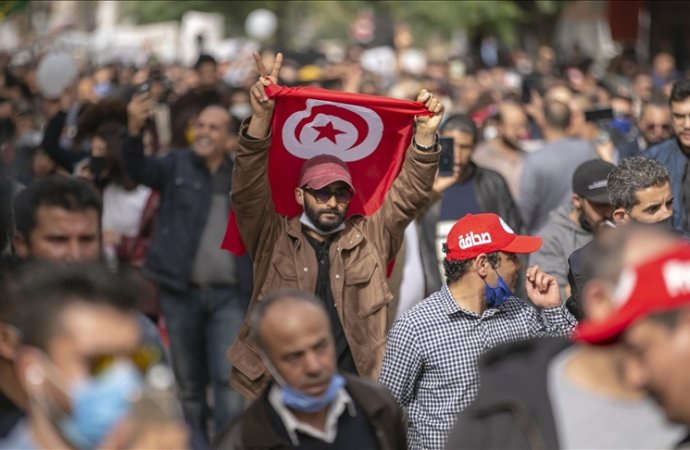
[{"left": 282, "top": 99, "right": 383, "bottom": 162}]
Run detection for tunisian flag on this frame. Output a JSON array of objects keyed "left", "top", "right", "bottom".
[{"left": 222, "top": 84, "right": 431, "bottom": 254}]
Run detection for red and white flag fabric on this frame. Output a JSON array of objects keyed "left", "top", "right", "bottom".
[{"left": 222, "top": 84, "right": 430, "bottom": 254}]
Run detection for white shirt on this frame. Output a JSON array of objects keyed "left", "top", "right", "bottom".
[
  {"left": 101, "top": 184, "right": 152, "bottom": 237},
  {"left": 268, "top": 384, "right": 356, "bottom": 446}
]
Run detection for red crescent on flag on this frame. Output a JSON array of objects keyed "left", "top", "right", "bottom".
[{"left": 294, "top": 104, "right": 369, "bottom": 150}]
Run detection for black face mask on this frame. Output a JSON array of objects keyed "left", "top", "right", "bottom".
[
  {"left": 578, "top": 211, "right": 594, "bottom": 233},
  {"left": 89, "top": 156, "right": 107, "bottom": 180},
  {"left": 629, "top": 214, "right": 676, "bottom": 232}
]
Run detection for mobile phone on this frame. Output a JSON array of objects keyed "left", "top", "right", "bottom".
[
  {"left": 584, "top": 107, "right": 614, "bottom": 122},
  {"left": 135, "top": 81, "right": 151, "bottom": 96},
  {"left": 438, "top": 136, "right": 454, "bottom": 177}
]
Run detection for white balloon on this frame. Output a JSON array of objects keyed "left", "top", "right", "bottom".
[
  {"left": 245, "top": 9, "right": 277, "bottom": 41},
  {"left": 36, "top": 53, "right": 77, "bottom": 99}
]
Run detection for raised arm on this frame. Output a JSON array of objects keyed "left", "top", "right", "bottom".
[
  {"left": 230, "top": 53, "right": 283, "bottom": 257},
  {"left": 121, "top": 94, "right": 173, "bottom": 191},
  {"left": 372, "top": 90, "right": 444, "bottom": 260}
]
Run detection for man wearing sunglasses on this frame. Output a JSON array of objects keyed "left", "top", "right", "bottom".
[
  {"left": 228, "top": 53, "right": 443, "bottom": 399},
  {"left": 638, "top": 101, "right": 672, "bottom": 150},
  {"left": 647, "top": 79, "right": 690, "bottom": 235},
  {"left": 2, "top": 263, "right": 189, "bottom": 450}
]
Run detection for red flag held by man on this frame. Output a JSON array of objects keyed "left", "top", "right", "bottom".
[{"left": 222, "top": 82, "right": 430, "bottom": 254}]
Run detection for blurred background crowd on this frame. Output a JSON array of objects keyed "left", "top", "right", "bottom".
[{"left": 2, "top": 1, "right": 690, "bottom": 449}]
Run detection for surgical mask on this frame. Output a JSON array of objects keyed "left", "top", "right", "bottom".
[
  {"left": 229, "top": 103, "right": 252, "bottom": 120},
  {"left": 485, "top": 273, "right": 513, "bottom": 308},
  {"left": 94, "top": 82, "right": 113, "bottom": 98},
  {"left": 35, "top": 359, "right": 142, "bottom": 450},
  {"left": 281, "top": 373, "right": 346, "bottom": 413},
  {"left": 260, "top": 352, "right": 345, "bottom": 413},
  {"left": 610, "top": 117, "right": 632, "bottom": 135}
]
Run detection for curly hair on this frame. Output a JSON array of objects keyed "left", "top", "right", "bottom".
[{"left": 607, "top": 156, "right": 670, "bottom": 210}]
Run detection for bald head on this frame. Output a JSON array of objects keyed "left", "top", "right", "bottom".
[
  {"left": 251, "top": 290, "right": 337, "bottom": 396},
  {"left": 251, "top": 290, "right": 330, "bottom": 351}
]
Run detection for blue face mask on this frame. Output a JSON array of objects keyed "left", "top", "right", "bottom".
[
  {"left": 58, "top": 362, "right": 142, "bottom": 449},
  {"left": 280, "top": 373, "right": 346, "bottom": 413},
  {"left": 611, "top": 117, "right": 632, "bottom": 135},
  {"left": 485, "top": 274, "right": 513, "bottom": 308}
]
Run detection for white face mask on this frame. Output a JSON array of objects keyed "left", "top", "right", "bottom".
[{"left": 229, "top": 103, "right": 252, "bottom": 120}]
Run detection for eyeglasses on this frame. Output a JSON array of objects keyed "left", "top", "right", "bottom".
[
  {"left": 87, "top": 345, "right": 162, "bottom": 377},
  {"left": 645, "top": 123, "right": 671, "bottom": 132},
  {"left": 303, "top": 187, "right": 353, "bottom": 204}
]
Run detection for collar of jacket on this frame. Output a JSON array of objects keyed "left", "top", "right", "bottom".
[
  {"left": 190, "top": 148, "right": 233, "bottom": 170},
  {"left": 286, "top": 215, "right": 365, "bottom": 250},
  {"left": 233, "top": 374, "right": 390, "bottom": 449}
]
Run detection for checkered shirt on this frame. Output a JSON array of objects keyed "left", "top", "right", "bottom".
[{"left": 378, "top": 284, "right": 576, "bottom": 450}]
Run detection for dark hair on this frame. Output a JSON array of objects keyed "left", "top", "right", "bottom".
[
  {"left": 194, "top": 54, "right": 217, "bottom": 70},
  {"left": 13, "top": 176, "right": 102, "bottom": 239},
  {"left": 443, "top": 251, "right": 500, "bottom": 284},
  {"left": 544, "top": 100, "right": 571, "bottom": 130},
  {"left": 13, "top": 263, "right": 139, "bottom": 350},
  {"left": 646, "top": 308, "right": 687, "bottom": 329},
  {"left": 441, "top": 113, "right": 478, "bottom": 145},
  {"left": 669, "top": 79, "right": 690, "bottom": 105},
  {"left": 607, "top": 157, "right": 670, "bottom": 210},
  {"left": 250, "top": 289, "right": 327, "bottom": 350},
  {"left": 0, "top": 257, "right": 21, "bottom": 324}
]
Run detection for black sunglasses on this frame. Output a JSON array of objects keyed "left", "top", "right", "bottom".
[{"left": 303, "top": 187, "right": 353, "bottom": 204}]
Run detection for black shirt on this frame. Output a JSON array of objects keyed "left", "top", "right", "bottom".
[
  {"left": 304, "top": 233, "right": 357, "bottom": 374},
  {"left": 0, "top": 391, "right": 23, "bottom": 439}
]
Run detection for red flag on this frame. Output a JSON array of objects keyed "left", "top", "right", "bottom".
[{"left": 222, "top": 85, "right": 430, "bottom": 254}]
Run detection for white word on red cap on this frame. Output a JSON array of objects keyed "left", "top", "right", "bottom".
[
  {"left": 458, "top": 232, "right": 492, "bottom": 250},
  {"left": 663, "top": 260, "right": 690, "bottom": 297}
]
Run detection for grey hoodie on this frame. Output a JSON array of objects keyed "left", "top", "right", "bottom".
[{"left": 529, "top": 206, "right": 593, "bottom": 299}]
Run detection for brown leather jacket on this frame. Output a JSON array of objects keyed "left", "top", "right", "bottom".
[{"left": 227, "top": 126, "right": 440, "bottom": 399}]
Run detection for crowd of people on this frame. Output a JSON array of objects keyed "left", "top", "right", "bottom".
[{"left": 1, "top": 30, "right": 690, "bottom": 450}]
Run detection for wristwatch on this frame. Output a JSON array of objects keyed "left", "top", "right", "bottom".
[{"left": 413, "top": 133, "right": 439, "bottom": 151}]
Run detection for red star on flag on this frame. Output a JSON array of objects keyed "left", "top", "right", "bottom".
[{"left": 312, "top": 121, "right": 345, "bottom": 144}]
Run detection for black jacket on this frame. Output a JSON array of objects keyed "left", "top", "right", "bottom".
[
  {"left": 418, "top": 163, "right": 523, "bottom": 294},
  {"left": 120, "top": 134, "right": 252, "bottom": 292},
  {"left": 214, "top": 374, "right": 407, "bottom": 450},
  {"left": 447, "top": 337, "right": 570, "bottom": 450}
]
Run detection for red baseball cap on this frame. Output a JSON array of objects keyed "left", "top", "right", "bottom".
[
  {"left": 576, "top": 243, "right": 690, "bottom": 344},
  {"left": 444, "top": 213, "right": 543, "bottom": 261},
  {"left": 298, "top": 154, "right": 354, "bottom": 191}
]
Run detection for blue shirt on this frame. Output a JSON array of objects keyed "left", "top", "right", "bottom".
[
  {"left": 378, "top": 285, "right": 576, "bottom": 450},
  {"left": 438, "top": 180, "right": 481, "bottom": 221}
]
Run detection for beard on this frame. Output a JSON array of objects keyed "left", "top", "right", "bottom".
[{"left": 304, "top": 202, "right": 346, "bottom": 233}]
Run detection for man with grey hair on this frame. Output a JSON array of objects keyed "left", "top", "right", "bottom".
[{"left": 215, "top": 289, "right": 406, "bottom": 449}]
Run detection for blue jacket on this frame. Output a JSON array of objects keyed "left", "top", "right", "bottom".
[
  {"left": 121, "top": 134, "right": 252, "bottom": 292},
  {"left": 646, "top": 138, "right": 687, "bottom": 234}
]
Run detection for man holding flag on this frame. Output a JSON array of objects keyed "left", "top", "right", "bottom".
[{"left": 226, "top": 53, "right": 444, "bottom": 399}]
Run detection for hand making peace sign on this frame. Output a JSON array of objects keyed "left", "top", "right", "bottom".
[{"left": 249, "top": 52, "right": 283, "bottom": 119}]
